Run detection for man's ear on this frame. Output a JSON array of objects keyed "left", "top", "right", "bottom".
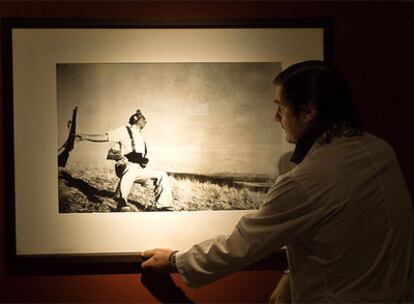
[{"left": 302, "top": 102, "right": 318, "bottom": 124}]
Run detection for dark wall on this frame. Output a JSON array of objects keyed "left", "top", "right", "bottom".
[{"left": 1, "top": 1, "right": 414, "bottom": 302}]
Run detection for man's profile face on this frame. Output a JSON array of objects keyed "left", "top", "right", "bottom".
[
  {"left": 273, "top": 85, "right": 308, "bottom": 144},
  {"left": 137, "top": 117, "right": 146, "bottom": 130}
]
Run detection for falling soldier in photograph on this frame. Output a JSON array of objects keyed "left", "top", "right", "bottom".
[{"left": 76, "top": 109, "right": 174, "bottom": 212}]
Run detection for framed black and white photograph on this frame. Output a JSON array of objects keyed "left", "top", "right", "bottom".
[
  {"left": 3, "top": 18, "right": 331, "bottom": 271},
  {"left": 57, "top": 61, "right": 283, "bottom": 214}
]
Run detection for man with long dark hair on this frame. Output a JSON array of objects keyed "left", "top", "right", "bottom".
[{"left": 141, "top": 61, "right": 414, "bottom": 303}]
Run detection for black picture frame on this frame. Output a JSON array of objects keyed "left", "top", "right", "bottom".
[{"left": 2, "top": 18, "right": 333, "bottom": 275}]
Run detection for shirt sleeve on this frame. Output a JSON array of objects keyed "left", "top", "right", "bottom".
[{"left": 175, "top": 175, "right": 315, "bottom": 288}]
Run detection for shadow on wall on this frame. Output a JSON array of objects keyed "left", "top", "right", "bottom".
[{"left": 141, "top": 271, "right": 194, "bottom": 303}]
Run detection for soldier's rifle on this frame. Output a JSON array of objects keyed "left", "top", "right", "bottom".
[{"left": 58, "top": 107, "right": 78, "bottom": 167}]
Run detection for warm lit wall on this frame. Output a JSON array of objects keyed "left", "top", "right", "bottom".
[{"left": 1, "top": 1, "right": 414, "bottom": 303}]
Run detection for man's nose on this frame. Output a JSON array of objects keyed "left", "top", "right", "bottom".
[{"left": 275, "top": 108, "right": 281, "bottom": 122}]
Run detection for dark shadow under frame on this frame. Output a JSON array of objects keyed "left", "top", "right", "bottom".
[{"left": 1, "top": 17, "right": 333, "bottom": 276}]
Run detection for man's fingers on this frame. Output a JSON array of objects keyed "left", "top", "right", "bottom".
[
  {"left": 140, "top": 250, "right": 158, "bottom": 269},
  {"left": 139, "top": 248, "right": 173, "bottom": 272},
  {"left": 140, "top": 249, "right": 155, "bottom": 259},
  {"left": 141, "top": 258, "right": 152, "bottom": 269}
]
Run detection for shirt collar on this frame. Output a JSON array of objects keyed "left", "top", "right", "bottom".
[{"left": 290, "top": 123, "right": 326, "bottom": 164}]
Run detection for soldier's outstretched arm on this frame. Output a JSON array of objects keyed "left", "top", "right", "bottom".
[{"left": 76, "top": 133, "right": 109, "bottom": 143}]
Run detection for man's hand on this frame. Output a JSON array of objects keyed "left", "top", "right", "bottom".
[
  {"left": 140, "top": 248, "right": 174, "bottom": 272},
  {"left": 74, "top": 134, "right": 84, "bottom": 143}
]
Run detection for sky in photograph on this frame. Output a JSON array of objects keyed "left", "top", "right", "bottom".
[{"left": 57, "top": 62, "right": 289, "bottom": 175}]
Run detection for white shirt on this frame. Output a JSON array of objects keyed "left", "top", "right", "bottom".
[
  {"left": 176, "top": 133, "right": 414, "bottom": 303},
  {"left": 107, "top": 125, "right": 146, "bottom": 155}
]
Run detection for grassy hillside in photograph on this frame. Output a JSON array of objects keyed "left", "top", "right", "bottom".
[{"left": 58, "top": 164, "right": 274, "bottom": 213}]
